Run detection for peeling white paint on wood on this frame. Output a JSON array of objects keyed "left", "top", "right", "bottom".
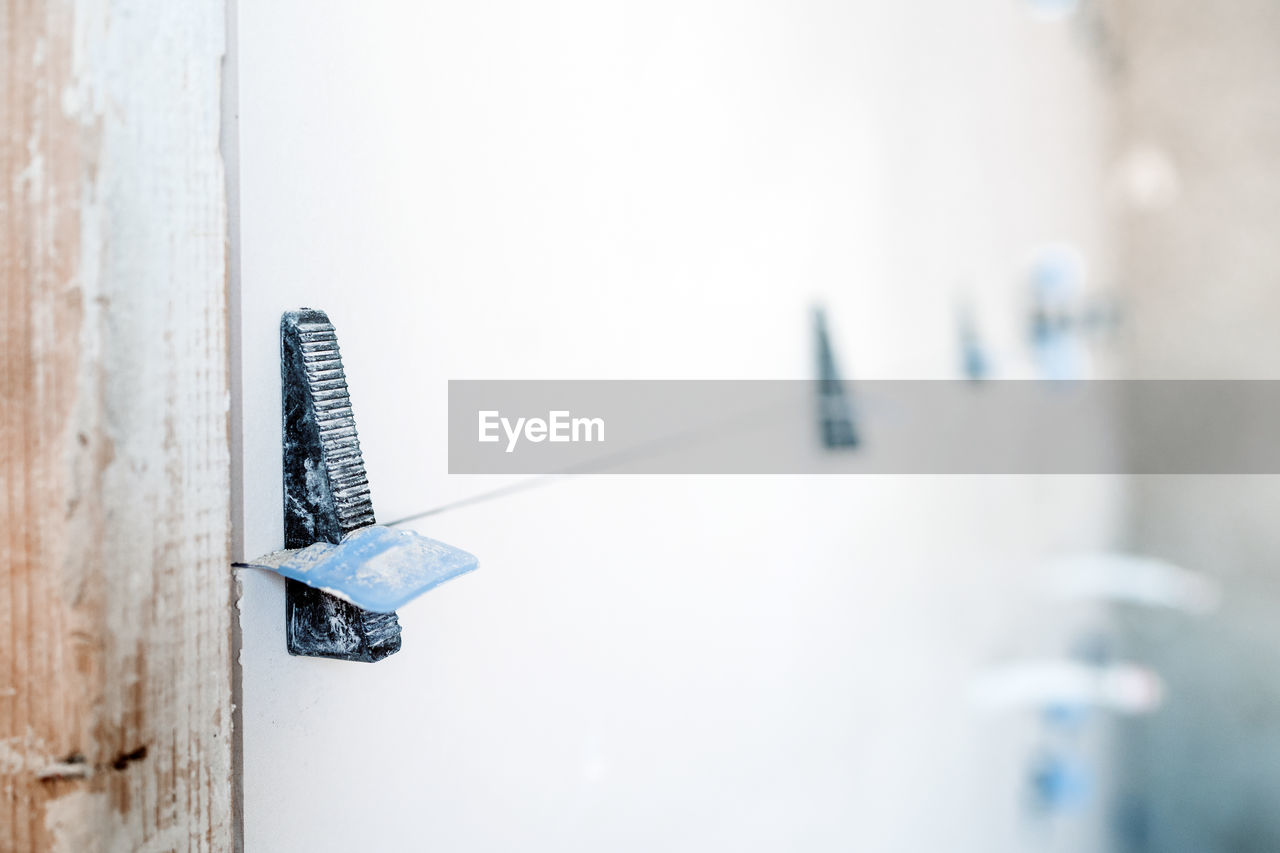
[{"left": 2, "top": 2, "right": 233, "bottom": 850}]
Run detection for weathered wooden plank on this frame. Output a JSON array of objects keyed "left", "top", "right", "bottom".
[{"left": 1, "top": 1, "right": 233, "bottom": 850}]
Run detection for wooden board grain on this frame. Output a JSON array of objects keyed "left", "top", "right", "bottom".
[{"left": 1, "top": 1, "right": 233, "bottom": 850}]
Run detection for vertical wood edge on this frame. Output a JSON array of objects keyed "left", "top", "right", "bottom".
[
  {"left": 220, "top": 0, "right": 245, "bottom": 847},
  {"left": 2, "top": 1, "right": 234, "bottom": 850}
]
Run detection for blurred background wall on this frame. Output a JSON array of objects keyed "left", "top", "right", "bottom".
[{"left": 1111, "top": 0, "right": 1280, "bottom": 850}]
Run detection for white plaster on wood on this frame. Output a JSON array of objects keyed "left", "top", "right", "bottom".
[{"left": 2, "top": 1, "right": 233, "bottom": 849}]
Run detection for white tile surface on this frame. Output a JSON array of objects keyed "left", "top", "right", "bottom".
[{"left": 235, "top": 2, "right": 1122, "bottom": 849}]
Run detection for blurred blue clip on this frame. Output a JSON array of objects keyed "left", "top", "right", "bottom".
[{"left": 957, "top": 298, "right": 991, "bottom": 381}]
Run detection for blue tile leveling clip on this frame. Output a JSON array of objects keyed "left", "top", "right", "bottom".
[{"left": 249, "top": 309, "right": 478, "bottom": 663}]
